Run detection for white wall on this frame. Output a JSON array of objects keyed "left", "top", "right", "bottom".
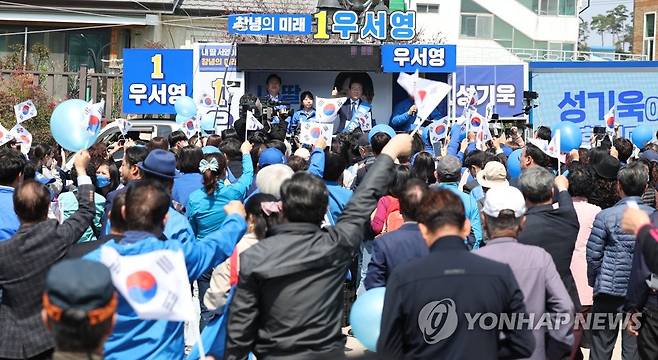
[{"left": 410, "top": 0, "right": 461, "bottom": 43}]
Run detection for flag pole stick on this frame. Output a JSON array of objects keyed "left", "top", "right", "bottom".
[
  {"left": 410, "top": 118, "right": 424, "bottom": 137},
  {"left": 193, "top": 323, "right": 207, "bottom": 360}
]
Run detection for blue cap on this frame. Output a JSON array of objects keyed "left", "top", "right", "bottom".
[
  {"left": 35, "top": 172, "right": 55, "bottom": 185},
  {"left": 258, "top": 147, "right": 286, "bottom": 167},
  {"left": 368, "top": 124, "right": 396, "bottom": 144},
  {"left": 137, "top": 149, "right": 178, "bottom": 179},
  {"left": 202, "top": 146, "right": 221, "bottom": 155},
  {"left": 45, "top": 259, "right": 114, "bottom": 312}
]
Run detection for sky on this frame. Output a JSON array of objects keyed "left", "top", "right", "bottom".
[{"left": 579, "top": 0, "right": 635, "bottom": 47}]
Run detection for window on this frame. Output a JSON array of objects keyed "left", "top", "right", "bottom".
[
  {"left": 645, "top": 13, "right": 656, "bottom": 60},
  {"left": 416, "top": 3, "right": 439, "bottom": 13},
  {"left": 460, "top": 14, "right": 493, "bottom": 39},
  {"left": 537, "top": 0, "right": 575, "bottom": 16}
]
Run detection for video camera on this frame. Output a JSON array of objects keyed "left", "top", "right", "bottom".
[{"left": 259, "top": 97, "right": 291, "bottom": 123}]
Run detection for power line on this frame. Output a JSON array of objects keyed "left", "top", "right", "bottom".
[
  {"left": 0, "top": 0, "right": 126, "bottom": 20},
  {"left": 128, "top": 0, "right": 151, "bottom": 12}
]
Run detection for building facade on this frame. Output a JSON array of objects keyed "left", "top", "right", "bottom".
[
  {"left": 410, "top": 0, "right": 580, "bottom": 64},
  {"left": 633, "top": 0, "right": 658, "bottom": 60}
]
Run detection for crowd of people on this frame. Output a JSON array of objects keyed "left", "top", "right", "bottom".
[{"left": 1, "top": 80, "right": 658, "bottom": 360}]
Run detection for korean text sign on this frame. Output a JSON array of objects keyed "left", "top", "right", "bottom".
[
  {"left": 199, "top": 44, "right": 236, "bottom": 72},
  {"left": 123, "top": 49, "right": 193, "bottom": 114},
  {"left": 381, "top": 44, "right": 456, "bottom": 73},
  {"left": 228, "top": 14, "right": 312, "bottom": 35},
  {"left": 454, "top": 65, "right": 526, "bottom": 118},
  {"left": 531, "top": 70, "right": 658, "bottom": 143}
]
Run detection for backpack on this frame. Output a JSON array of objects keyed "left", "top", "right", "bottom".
[{"left": 382, "top": 210, "right": 404, "bottom": 233}]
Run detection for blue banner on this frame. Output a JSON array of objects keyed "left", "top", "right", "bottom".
[
  {"left": 228, "top": 14, "right": 312, "bottom": 35},
  {"left": 198, "top": 44, "right": 236, "bottom": 72},
  {"left": 532, "top": 69, "right": 658, "bottom": 143},
  {"left": 454, "top": 65, "right": 526, "bottom": 118},
  {"left": 122, "top": 49, "right": 193, "bottom": 114},
  {"left": 381, "top": 44, "right": 456, "bottom": 73}
]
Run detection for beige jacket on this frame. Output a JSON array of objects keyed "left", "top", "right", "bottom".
[{"left": 204, "top": 233, "right": 259, "bottom": 312}]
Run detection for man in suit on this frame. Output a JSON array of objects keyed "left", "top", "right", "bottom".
[
  {"left": 0, "top": 151, "right": 94, "bottom": 360},
  {"left": 335, "top": 80, "right": 374, "bottom": 134},
  {"left": 517, "top": 167, "right": 581, "bottom": 312},
  {"left": 365, "top": 179, "right": 429, "bottom": 289},
  {"left": 378, "top": 189, "right": 535, "bottom": 359}
]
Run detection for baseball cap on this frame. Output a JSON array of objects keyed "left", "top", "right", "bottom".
[
  {"left": 436, "top": 155, "right": 462, "bottom": 180},
  {"left": 43, "top": 259, "right": 116, "bottom": 325},
  {"left": 368, "top": 124, "right": 396, "bottom": 144},
  {"left": 482, "top": 185, "right": 526, "bottom": 218},
  {"left": 201, "top": 145, "right": 221, "bottom": 155},
  {"left": 476, "top": 162, "right": 509, "bottom": 189},
  {"left": 293, "top": 148, "right": 311, "bottom": 161},
  {"left": 258, "top": 147, "right": 286, "bottom": 167}
]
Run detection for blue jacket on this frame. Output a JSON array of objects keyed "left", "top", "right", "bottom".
[
  {"left": 432, "top": 182, "right": 483, "bottom": 249},
  {"left": 364, "top": 222, "right": 429, "bottom": 289},
  {"left": 288, "top": 108, "right": 316, "bottom": 134},
  {"left": 389, "top": 98, "right": 443, "bottom": 132},
  {"left": 187, "top": 154, "right": 254, "bottom": 240},
  {"left": 587, "top": 196, "right": 654, "bottom": 297},
  {"left": 165, "top": 207, "right": 196, "bottom": 245},
  {"left": 172, "top": 172, "right": 203, "bottom": 209},
  {"left": 85, "top": 215, "right": 246, "bottom": 360},
  {"left": 325, "top": 181, "right": 352, "bottom": 225},
  {"left": 0, "top": 186, "right": 19, "bottom": 241}
]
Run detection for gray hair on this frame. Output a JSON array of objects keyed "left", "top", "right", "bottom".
[
  {"left": 618, "top": 162, "right": 648, "bottom": 197},
  {"left": 518, "top": 166, "right": 555, "bottom": 204},
  {"left": 256, "top": 164, "right": 294, "bottom": 199},
  {"left": 484, "top": 211, "right": 523, "bottom": 235}
]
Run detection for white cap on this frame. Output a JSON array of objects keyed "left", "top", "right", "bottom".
[
  {"left": 293, "top": 148, "right": 311, "bottom": 161},
  {"left": 482, "top": 185, "right": 526, "bottom": 218}
]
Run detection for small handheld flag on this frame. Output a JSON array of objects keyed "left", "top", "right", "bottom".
[
  {"left": 0, "top": 123, "right": 14, "bottom": 146},
  {"left": 9, "top": 124, "right": 32, "bottom": 154},
  {"left": 14, "top": 100, "right": 37, "bottom": 123},
  {"left": 316, "top": 97, "right": 347, "bottom": 123},
  {"left": 100, "top": 247, "right": 195, "bottom": 322},
  {"left": 604, "top": 105, "right": 616, "bottom": 135}
]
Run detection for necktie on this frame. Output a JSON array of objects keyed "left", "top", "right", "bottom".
[{"left": 351, "top": 100, "right": 357, "bottom": 118}]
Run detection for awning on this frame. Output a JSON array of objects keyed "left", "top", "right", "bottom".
[
  {"left": 237, "top": 43, "right": 382, "bottom": 72},
  {"left": 0, "top": 10, "right": 154, "bottom": 26}
]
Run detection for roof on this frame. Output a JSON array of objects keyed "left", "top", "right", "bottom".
[{"left": 180, "top": 0, "right": 316, "bottom": 14}]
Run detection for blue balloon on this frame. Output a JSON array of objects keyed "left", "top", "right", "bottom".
[
  {"left": 349, "top": 287, "right": 386, "bottom": 352},
  {"left": 632, "top": 125, "right": 654, "bottom": 148},
  {"left": 507, "top": 148, "right": 523, "bottom": 180},
  {"left": 174, "top": 96, "right": 197, "bottom": 118},
  {"left": 554, "top": 121, "right": 582, "bottom": 152},
  {"left": 176, "top": 114, "right": 192, "bottom": 124},
  {"left": 200, "top": 112, "right": 216, "bottom": 133},
  {"left": 50, "top": 99, "right": 98, "bottom": 152}
]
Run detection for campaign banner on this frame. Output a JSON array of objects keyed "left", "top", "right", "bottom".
[
  {"left": 123, "top": 49, "right": 193, "bottom": 114},
  {"left": 381, "top": 44, "right": 456, "bottom": 73},
  {"left": 228, "top": 14, "right": 312, "bottom": 35},
  {"left": 193, "top": 43, "right": 245, "bottom": 133},
  {"left": 198, "top": 44, "right": 236, "bottom": 72},
  {"left": 531, "top": 70, "right": 658, "bottom": 143},
  {"left": 453, "top": 65, "right": 526, "bottom": 119}
]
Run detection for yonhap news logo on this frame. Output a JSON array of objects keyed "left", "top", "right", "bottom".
[
  {"left": 418, "top": 297, "right": 642, "bottom": 345},
  {"left": 418, "top": 298, "right": 458, "bottom": 344}
]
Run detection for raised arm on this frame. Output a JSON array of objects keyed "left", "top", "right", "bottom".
[
  {"left": 183, "top": 201, "right": 247, "bottom": 280},
  {"left": 307, "top": 138, "right": 326, "bottom": 177},
  {"left": 55, "top": 151, "right": 96, "bottom": 247},
  {"left": 230, "top": 142, "right": 255, "bottom": 197},
  {"left": 331, "top": 134, "right": 412, "bottom": 250}
]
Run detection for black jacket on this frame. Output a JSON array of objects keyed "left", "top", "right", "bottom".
[
  {"left": 0, "top": 183, "right": 95, "bottom": 358},
  {"left": 224, "top": 155, "right": 395, "bottom": 360},
  {"left": 518, "top": 190, "right": 581, "bottom": 311},
  {"left": 377, "top": 236, "right": 535, "bottom": 359}
]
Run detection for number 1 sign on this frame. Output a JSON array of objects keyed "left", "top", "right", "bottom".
[{"left": 123, "top": 49, "right": 194, "bottom": 114}]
